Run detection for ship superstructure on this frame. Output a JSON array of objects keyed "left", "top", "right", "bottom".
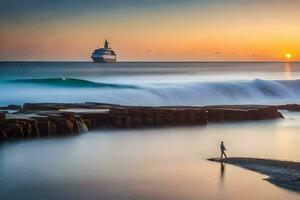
[{"left": 91, "top": 40, "right": 116, "bottom": 63}]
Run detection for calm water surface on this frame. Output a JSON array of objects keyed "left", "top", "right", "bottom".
[{"left": 0, "top": 111, "right": 299, "bottom": 200}]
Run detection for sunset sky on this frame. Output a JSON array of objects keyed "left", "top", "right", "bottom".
[{"left": 1, "top": 0, "right": 300, "bottom": 61}]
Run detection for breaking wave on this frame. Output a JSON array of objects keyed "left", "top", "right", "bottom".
[
  {"left": 140, "top": 78, "right": 300, "bottom": 105},
  {"left": 2, "top": 78, "right": 300, "bottom": 106}
]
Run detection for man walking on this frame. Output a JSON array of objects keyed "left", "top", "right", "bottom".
[{"left": 220, "top": 141, "right": 227, "bottom": 159}]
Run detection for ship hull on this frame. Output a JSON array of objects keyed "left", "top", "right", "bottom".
[{"left": 92, "top": 57, "right": 116, "bottom": 63}]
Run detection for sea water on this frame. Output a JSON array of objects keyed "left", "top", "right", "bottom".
[
  {"left": 0, "top": 62, "right": 300, "bottom": 106},
  {"left": 0, "top": 62, "right": 300, "bottom": 199}
]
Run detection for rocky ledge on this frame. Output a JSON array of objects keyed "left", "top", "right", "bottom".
[
  {"left": 208, "top": 157, "right": 300, "bottom": 192},
  {"left": 0, "top": 102, "right": 289, "bottom": 141}
]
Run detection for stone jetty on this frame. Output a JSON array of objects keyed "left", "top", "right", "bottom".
[
  {"left": 277, "top": 104, "right": 300, "bottom": 111},
  {"left": 0, "top": 102, "right": 288, "bottom": 141},
  {"left": 208, "top": 157, "right": 300, "bottom": 192}
]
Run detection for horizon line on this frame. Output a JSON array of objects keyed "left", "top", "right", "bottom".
[{"left": 0, "top": 60, "right": 297, "bottom": 63}]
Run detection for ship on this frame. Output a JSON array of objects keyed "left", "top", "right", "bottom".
[{"left": 91, "top": 40, "right": 117, "bottom": 63}]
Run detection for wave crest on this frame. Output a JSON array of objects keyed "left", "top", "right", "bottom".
[{"left": 7, "top": 78, "right": 138, "bottom": 89}]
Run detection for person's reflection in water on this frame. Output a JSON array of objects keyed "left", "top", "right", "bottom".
[{"left": 220, "top": 161, "right": 226, "bottom": 185}]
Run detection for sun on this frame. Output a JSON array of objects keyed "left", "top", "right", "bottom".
[{"left": 285, "top": 53, "right": 292, "bottom": 59}]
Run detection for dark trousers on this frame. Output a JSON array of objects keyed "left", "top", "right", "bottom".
[{"left": 221, "top": 151, "right": 227, "bottom": 159}]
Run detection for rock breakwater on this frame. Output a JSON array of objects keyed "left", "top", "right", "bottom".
[{"left": 0, "top": 103, "right": 287, "bottom": 141}]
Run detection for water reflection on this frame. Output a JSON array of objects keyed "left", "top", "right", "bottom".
[
  {"left": 284, "top": 62, "right": 292, "bottom": 79},
  {"left": 1, "top": 114, "right": 300, "bottom": 199},
  {"left": 220, "top": 162, "right": 226, "bottom": 185}
]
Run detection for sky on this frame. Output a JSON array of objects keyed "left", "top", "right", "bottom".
[{"left": 1, "top": 0, "right": 300, "bottom": 61}]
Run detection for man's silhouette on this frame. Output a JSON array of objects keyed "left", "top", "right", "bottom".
[{"left": 220, "top": 141, "right": 227, "bottom": 159}]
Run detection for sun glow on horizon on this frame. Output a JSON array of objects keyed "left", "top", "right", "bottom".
[{"left": 285, "top": 53, "right": 292, "bottom": 59}]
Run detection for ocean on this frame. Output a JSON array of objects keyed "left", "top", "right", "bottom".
[
  {"left": 0, "top": 62, "right": 300, "bottom": 200},
  {"left": 1, "top": 62, "right": 300, "bottom": 106}
]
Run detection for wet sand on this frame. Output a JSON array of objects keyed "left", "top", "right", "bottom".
[{"left": 208, "top": 157, "right": 300, "bottom": 192}]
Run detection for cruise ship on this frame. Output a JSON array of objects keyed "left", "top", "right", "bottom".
[{"left": 91, "top": 40, "right": 117, "bottom": 63}]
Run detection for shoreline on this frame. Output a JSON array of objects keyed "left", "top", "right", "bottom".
[
  {"left": 208, "top": 157, "right": 300, "bottom": 192},
  {"left": 0, "top": 102, "right": 296, "bottom": 141}
]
